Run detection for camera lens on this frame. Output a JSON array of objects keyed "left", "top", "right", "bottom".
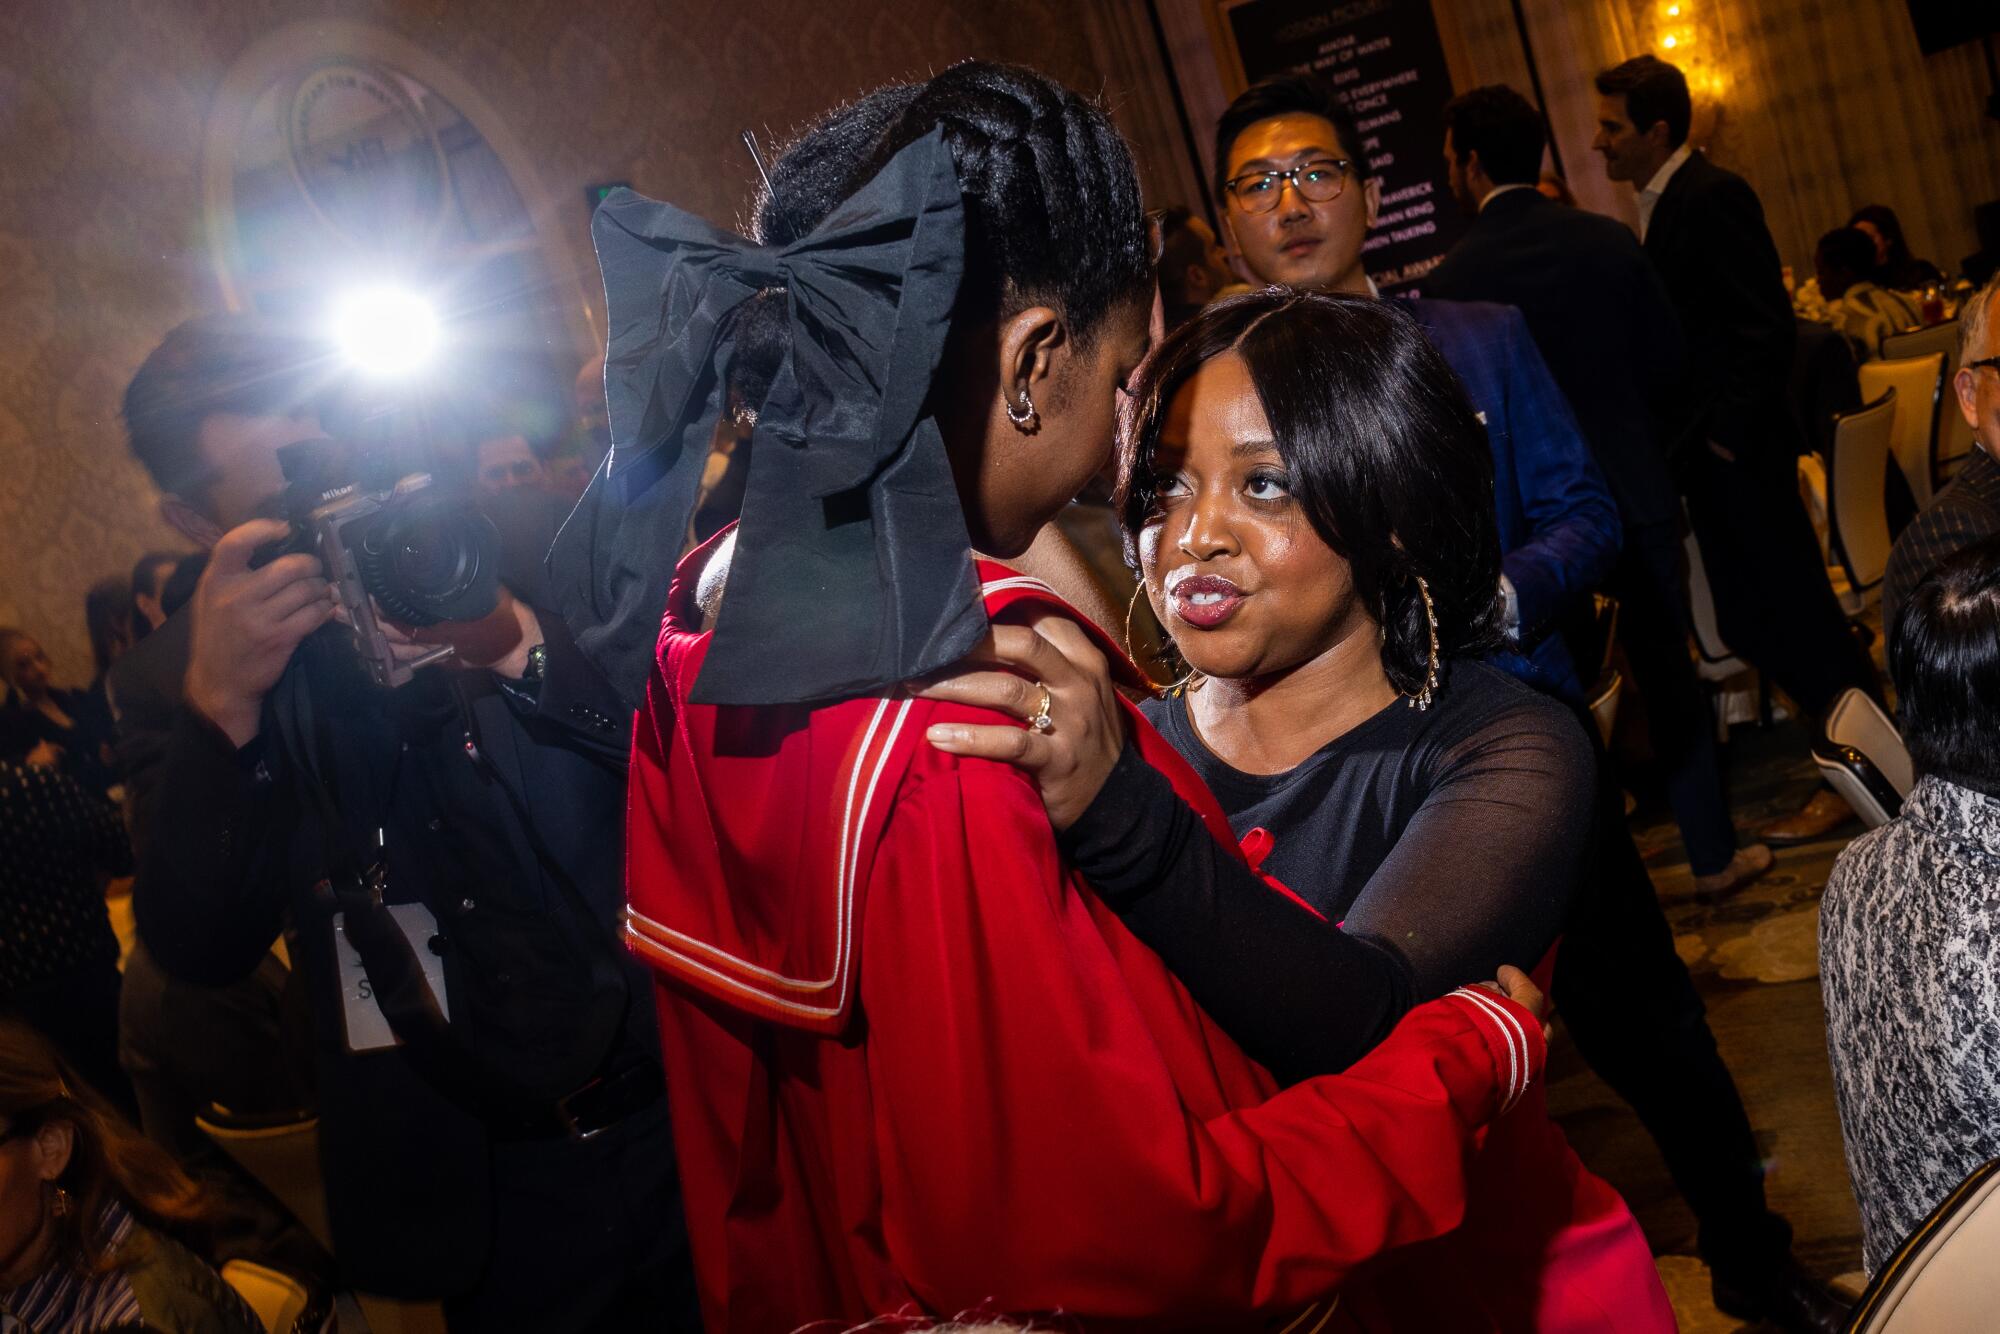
[
  {"left": 357, "top": 495, "right": 500, "bottom": 626},
  {"left": 391, "top": 516, "right": 475, "bottom": 595}
]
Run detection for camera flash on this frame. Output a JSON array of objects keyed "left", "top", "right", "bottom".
[{"left": 331, "top": 286, "right": 440, "bottom": 378}]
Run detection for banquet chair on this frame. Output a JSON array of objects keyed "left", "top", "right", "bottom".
[
  {"left": 198, "top": 1108, "right": 449, "bottom": 1333},
  {"left": 1883, "top": 322, "right": 1975, "bottom": 487},
  {"left": 1859, "top": 353, "right": 1946, "bottom": 510},
  {"left": 1846, "top": 1157, "right": 2000, "bottom": 1332},
  {"left": 1799, "top": 451, "right": 1834, "bottom": 564},
  {"left": 195, "top": 1108, "right": 332, "bottom": 1251},
  {"left": 1681, "top": 523, "right": 1763, "bottom": 738},
  {"left": 221, "top": 1260, "right": 310, "bottom": 1334},
  {"left": 1825, "top": 391, "right": 1898, "bottom": 617},
  {"left": 1811, "top": 688, "right": 1913, "bottom": 829},
  {"left": 1587, "top": 669, "right": 1623, "bottom": 749}
]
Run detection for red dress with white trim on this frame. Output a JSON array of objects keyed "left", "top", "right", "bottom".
[{"left": 624, "top": 542, "right": 1671, "bottom": 1332}]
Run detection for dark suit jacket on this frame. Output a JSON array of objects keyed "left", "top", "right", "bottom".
[
  {"left": 107, "top": 611, "right": 192, "bottom": 849},
  {"left": 1640, "top": 150, "right": 1800, "bottom": 467},
  {"left": 1426, "top": 188, "right": 1685, "bottom": 529},
  {"left": 1406, "top": 298, "right": 1623, "bottom": 699},
  {"left": 1883, "top": 446, "right": 2000, "bottom": 632}
]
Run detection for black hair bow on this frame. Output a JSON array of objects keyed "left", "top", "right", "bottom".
[{"left": 549, "top": 128, "right": 986, "bottom": 708}]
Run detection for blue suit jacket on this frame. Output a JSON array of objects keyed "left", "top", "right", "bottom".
[{"left": 1406, "top": 298, "right": 1622, "bottom": 699}]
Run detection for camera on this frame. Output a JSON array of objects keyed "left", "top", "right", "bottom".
[{"left": 255, "top": 439, "right": 501, "bottom": 689}]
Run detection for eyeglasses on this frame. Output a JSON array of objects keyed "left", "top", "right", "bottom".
[
  {"left": 1223, "top": 159, "right": 1353, "bottom": 214},
  {"left": 1966, "top": 356, "right": 2000, "bottom": 375}
]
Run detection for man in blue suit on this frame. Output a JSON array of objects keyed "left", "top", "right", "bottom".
[
  {"left": 1212, "top": 74, "right": 1844, "bottom": 1334},
  {"left": 1213, "top": 79, "right": 1618, "bottom": 699}
]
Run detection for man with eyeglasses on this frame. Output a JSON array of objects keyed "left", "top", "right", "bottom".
[
  {"left": 1884, "top": 272, "right": 2000, "bottom": 627},
  {"left": 1213, "top": 71, "right": 1849, "bottom": 1334},
  {"left": 1213, "top": 71, "right": 1618, "bottom": 705}
]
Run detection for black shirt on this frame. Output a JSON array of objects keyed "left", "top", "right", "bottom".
[
  {"left": 1061, "top": 659, "right": 1591, "bottom": 1083},
  {"left": 1144, "top": 658, "right": 1590, "bottom": 991}
]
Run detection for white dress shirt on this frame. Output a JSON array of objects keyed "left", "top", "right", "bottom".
[{"left": 1636, "top": 144, "right": 1693, "bottom": 242}]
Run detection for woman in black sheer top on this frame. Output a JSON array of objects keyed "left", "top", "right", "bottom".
[{"left": 917, "top": 290, "right": 1595, "bottom": 1084}]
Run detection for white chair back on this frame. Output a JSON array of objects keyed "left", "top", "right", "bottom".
[
  {"left": 195, "top": 1111, "right": 332, "bottom": 1251},
  {"left": 221, "top": 1260, "right": 309, "bottom": 1334},
  {"left": 1827, "top": 688, "right": 1915, "bottom": 797},
  {"left": 1681, "top": 524, "right": 1744, "bottom": 678},
  {"left": 1828, "top": 391, "right": 1898, "bottom": 613},
  {"left": 1883, "top": 322, "right": 1976, "bottom": 484},
  {"left": 1859, "top": 353, "right": 1946, "bottom": 509},
  {"left": 1881, "top": 322, "right": 1957, "bottom": 361},
  {"left": 1588, "top": 669, "right": 1622, "bottom": 749},
  {"left": 1812, "top": 687, "right": 1913, "bottom": 829},
  {"left": 1799, "top": 451, "right": 1833, "bottom": 563},
  {"left": 1849, "top": 1158, "right": 2000, "bottom": 1333}
]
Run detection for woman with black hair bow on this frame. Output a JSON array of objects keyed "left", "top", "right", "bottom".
[{"left": 557, "top": 61, "right": 1664, "bottom": 1332}]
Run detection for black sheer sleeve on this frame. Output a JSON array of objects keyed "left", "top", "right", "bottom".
[
  {"left": 1336, "top": 700, "right": 1594, "bottom": 998},
  {"left": 1058, "top": 738, "right": 1412, "bottom": 1084},
  {"left": 1059, "top": 693, "right": 1594, "bottom": 1083}
]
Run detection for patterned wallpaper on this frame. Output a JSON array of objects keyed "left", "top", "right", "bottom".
[{"left": 0, "top": 0, "right": 1163, "bottom": 679}]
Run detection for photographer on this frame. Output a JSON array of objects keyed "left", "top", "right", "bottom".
[{"left": 109, "top": 315, "right": 695, "bottom": 1330}]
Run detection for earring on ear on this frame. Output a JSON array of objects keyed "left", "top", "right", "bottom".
[
  {"left": 1123, "top": 582, "right": 1171, "bottom": 696},
  {"left": 1005, "top": 388, "right": 1039, "bottom": 433},
  {"left": 50, "top": 1184, "right": 72, "bottom": 1219},
  {"left": 1406, "top": 573, "right": 1441, "bottom": 711}
]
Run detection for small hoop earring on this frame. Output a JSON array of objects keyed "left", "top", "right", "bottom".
[
  {"left": 1406, "top": 573, "right": 1441, "bottom": 711},
  {"left": 1005, "top": 388, "right": 1039, "bottom": 433}
]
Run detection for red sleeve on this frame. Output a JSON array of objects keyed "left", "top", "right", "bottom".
[{"left": 861, "top": 757, "right": 1544, "bottom": 1322}]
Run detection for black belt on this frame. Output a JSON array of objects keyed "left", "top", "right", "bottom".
[{"left": 495, "top": 1058, "right": 665, "bottom": 1142}]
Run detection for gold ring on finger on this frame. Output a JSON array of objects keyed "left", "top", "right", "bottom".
[{"left": 1029, "top": 682, "right": 1055, "bottom": 734}]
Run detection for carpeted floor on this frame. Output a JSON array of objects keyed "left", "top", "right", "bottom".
[{"left": 1548, "top": 702, "right": 1875, "bottom": 1329}]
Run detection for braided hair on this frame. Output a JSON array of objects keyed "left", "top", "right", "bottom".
[{"left": 728, "top": 62, "right": 1152, "bottom": 414}]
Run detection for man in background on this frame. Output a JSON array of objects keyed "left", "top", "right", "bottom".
[
  {"left": 1595, "top": 54, "right": 1881, "bottom": 847},
  {"left": 1428, "top": 84, "right": 1770, "bottom": 899},
  {"left": 130, "top": 551, "right": 181, "bottom": 639},
  {"left": 1155, "top": 206, "right": 1239, "bottom": 329},
  {"left": 1885, "top": 271, "right": 2000, "bottom": 625},
  {"left": 474, "top": 429, "right": 547, "bottom": 496}
]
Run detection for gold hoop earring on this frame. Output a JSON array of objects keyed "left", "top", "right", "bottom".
[
  {"left": 1406, "top": 573, "right": 1440, "bottom": 711},
  {"left": 1126, "top": 580, "right": 1202, "bottom": 697},
  {"left": 1123, "top": 581, "right": 1152, "bottom": 670},
  {"left": 1005, "top": 388, "right": 1039, "bottom": 433}
]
